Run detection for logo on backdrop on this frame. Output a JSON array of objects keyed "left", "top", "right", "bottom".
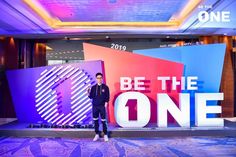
[
  {"left": 197, "top": 5, "right": 230, "bottom": 23},
  {"left": 35, "top": 65, "right": 95, "bottom": 125},
  {"left": 114, "top": 76, "right": 224, "bottom": 128}
]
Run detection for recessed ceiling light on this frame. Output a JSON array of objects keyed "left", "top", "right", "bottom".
[
  {"left": 46, "top": 45, "right": 53, "bottom": 51},
  {"left": 108, "top": 0, "right": 117, "bottom": 3}
]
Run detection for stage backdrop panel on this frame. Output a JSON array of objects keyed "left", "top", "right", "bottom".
[
  {"left": 83, "top": 43, "right": 184, "bottom": 124},
  {"left": 133, "top": 43, "right": 226, "bottom": 123},
  {"left": 6, "top": 60, "right": 104, "bottom": 125}
]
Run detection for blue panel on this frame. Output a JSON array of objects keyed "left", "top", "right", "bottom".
[{"left": 134, "top": 44, "right": 226, "bottom": 124}]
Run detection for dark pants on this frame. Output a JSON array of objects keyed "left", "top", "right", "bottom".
[{"left": 92, "top": 105, "right": 108, "bottom": 135}]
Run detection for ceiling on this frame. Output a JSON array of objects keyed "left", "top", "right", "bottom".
[
  {"left": 0, "top": 0, "right": 235, "bottom": 37},
  {"left": 37, "top": 0, "right": 188, "bottom": 22}
]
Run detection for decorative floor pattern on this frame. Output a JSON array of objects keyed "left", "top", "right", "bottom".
[{"left": 0, "top": 136, "right": 235, "bottom": 157}]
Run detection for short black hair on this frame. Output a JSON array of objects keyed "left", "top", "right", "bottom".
[{"left": 96, "top": 72, "right": 103, "bottom": 78}]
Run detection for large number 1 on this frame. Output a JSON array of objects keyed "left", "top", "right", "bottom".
[
  {"left": 125, "top": 99, "right": 138, "bottom": 121},
  {"left": 114, "top": 91, "right": 150, "bottom": 127}
]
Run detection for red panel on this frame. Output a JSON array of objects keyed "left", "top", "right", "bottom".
[{"left": 83, "top": 43, "right": 184, "bottom": 124}]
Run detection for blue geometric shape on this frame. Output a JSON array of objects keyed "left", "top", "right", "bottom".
[{"left": 134, "top": 44, "right": 226, "bottom": 124}]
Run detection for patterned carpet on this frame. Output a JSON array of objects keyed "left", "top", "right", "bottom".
[{"left": 0, "top": 136, "right": 236, "bottom": 157}]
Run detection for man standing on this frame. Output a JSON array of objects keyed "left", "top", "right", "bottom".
[{"left": 87, "top": 72, "right": 110, "bottom": 142}]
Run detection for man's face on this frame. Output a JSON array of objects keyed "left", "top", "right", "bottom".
[{"left": 96, "top": 75, "right": 103, "bottom": 84}]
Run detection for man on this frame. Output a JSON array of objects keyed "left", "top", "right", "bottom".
[{"left": 87, "top": 72, "right": 110, "bottom": 142}]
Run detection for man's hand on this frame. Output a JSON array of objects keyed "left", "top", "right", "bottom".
[
  {"left": 105, "top": 102, "right": 108, "bottom": 108},
  {"left": 87, "top": 87, "right": 91, "bottom": 95}
]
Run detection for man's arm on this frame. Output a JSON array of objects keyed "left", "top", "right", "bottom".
[
  {"left": 87, "top": 86, "right": 93, "bottom": 99},
  {"left": 105, "top": 86, "right": 110, "bottom": 103}
]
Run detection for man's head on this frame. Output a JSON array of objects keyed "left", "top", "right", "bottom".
[{"left": 96, "top": 72, "right": 103, "bottom": 84}]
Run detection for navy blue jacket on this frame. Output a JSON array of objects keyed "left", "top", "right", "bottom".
[{"left": 88, "top": 84, "right": 110, "bottom": 106}]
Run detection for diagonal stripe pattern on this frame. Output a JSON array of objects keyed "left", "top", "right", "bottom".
[{"left": 35, "top": 65, "right": 95, "bottom": 125}]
